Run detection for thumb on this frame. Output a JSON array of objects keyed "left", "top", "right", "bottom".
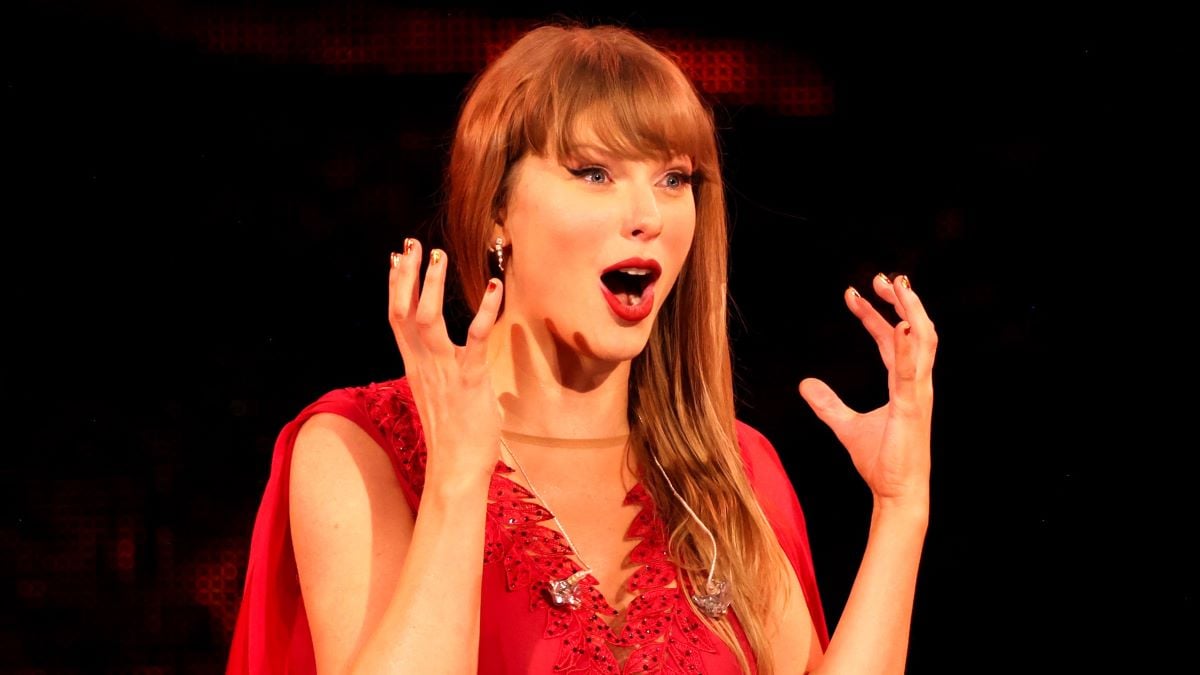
[{"left": 798, "top": 377, "right": 854, "bottom": 433}]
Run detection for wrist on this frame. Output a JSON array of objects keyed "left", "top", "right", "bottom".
[
  {"left": 874, "top": 491, "right": 930, "bottom": 519},
  {"left": 425, "top": 463, "right": 496, "bottom": 501}
]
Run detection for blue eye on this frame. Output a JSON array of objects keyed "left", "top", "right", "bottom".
[
  {"left": 567, "top": 166, "right": 608, "bottom": 183},
  {"left": 664, "top": 172, "right": 694, "bottom": 190}
]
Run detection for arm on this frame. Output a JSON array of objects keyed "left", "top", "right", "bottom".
[
  {"left": 811, "top": 499, "right": 927, "bottom": 675},
  {"left": 794, "top": 273, "right": 937, "bottom": 674},
  {"left": 291, "top": 240, "right": 505, "bottom": 674},
  {"left": 290, "top": 413, "right": 491, "bottom": 675}
]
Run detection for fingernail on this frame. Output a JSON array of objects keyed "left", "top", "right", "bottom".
[
  {"left": 431, "top": 250, "right": 443, "bottom": 265},
  {"left": 877, "top": 272, "right": 892, "bottom": 285},
  {"left": 487, "top": 279, "right": 498, "bottom": 293},
  {"left": 848, "top": 286, "right": 860, "bottom": 298},
  {"left": 390, "top": 251, "right": 402, "bottom": 269},
  {"left": 404, "top": 238, "right": 416, "bottom": 254},
  {"left": 898, "top": 275, "right": 911, "bottom": 290}
]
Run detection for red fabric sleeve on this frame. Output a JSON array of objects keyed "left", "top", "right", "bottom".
[{"left": 736, "top": 420, "right": 831, "bottom": 650}]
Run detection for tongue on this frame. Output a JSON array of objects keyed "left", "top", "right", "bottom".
[{"left": 616, "top": 291, "right": 643, "bottom": 306}]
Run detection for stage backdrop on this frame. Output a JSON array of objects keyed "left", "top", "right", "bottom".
[{"left": 4, "top": 2, "right": 1189, "bottom": 673}]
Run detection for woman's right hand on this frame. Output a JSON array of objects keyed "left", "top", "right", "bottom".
[{"left": 388, "top": 238, "right": 505, "bottom": 490}]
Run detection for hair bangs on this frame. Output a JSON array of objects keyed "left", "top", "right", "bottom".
[
  {"left": 514, "top": 31, "right": 716, "bottom": 173},
  {"left": 556, "top": 75, "right": 715, "bottom": 171}
]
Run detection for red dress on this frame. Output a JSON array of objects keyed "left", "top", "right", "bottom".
[{"left": 226, "top": 377, "right": 829, "bottom": 674}]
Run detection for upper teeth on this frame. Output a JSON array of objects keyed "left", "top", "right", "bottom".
[{"left": 618, "top": 268, "right": 651, "bottom": 275}]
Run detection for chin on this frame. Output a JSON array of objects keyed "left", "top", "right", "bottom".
[
  {"left": 595, "top": 321, "right": 661, "bottom": 360},
  {"left": 590, "top": 342, "right": 650, "bottom": 364},
  {"left": 554, "top": 323, "right": 654, "bottom": 366}
]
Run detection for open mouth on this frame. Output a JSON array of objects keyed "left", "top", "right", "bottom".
[
  {"left": 599, "top": 258, "right": 662, "bottom": 322},
  {"left": 600, "top": 267, "right": 659, "bottom": 307}
]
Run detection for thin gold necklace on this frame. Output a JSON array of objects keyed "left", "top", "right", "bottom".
[{"left": 497, "top": 435, "right": 731, "bottom": 619}]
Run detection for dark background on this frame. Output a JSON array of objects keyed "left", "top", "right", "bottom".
[{"left": 4, "top": 2, "right": 1191, "bottom": 673}]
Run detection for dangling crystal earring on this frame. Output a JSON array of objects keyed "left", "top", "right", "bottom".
[{"left": 493, "top": 237, "right": 504, "bottom": 273}]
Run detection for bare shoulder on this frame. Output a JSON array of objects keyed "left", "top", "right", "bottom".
[
  {"left": 290, "top": 412, "right": 407, "bottom": 501},
  {"left": 289, "top": 412, "right": 416, "bottom": 674}
]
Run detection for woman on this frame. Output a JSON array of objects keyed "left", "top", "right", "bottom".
[{"left": 227, "top": 22, "right": 935, "bottom": 675}]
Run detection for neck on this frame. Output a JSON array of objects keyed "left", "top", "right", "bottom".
[
  {"left": 487, "top": 315, "right": 632, "bottom": 439},
  {"left": 500, "top": 428, "right": 630, "bottom": 448}
]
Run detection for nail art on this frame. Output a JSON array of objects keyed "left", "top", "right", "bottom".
[
  {"left": 404, "top": 238, "right": 416, "bottom": 254},
  {"left": 898, "top": 275, "right": 911, "bottom": 290},
  {"left": 431, "top": 250, "right": 443, "bottom": 265},
  {"left": 848, "top": 286, "right": 860, "bottom": 298},
  {"left": 877, "top": 272, "right": 892, "bottom": 285},
  {"left": 390, "top": 252, "right": 402, "bottom": 269}
]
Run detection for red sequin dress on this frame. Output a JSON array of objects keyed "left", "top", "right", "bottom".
[{"left": 226, "top": 377, "right": 829, "bottom": 674}]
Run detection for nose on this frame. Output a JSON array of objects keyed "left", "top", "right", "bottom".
[{"left": 626, "top": 183, "right": 662, "bottom": 240}]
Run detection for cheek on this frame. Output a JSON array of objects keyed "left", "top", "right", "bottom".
[
  {"left": 667, "top": 203, "right": 698, "bottom": 253},
  {"left": 655, "top": 210, "right": 696, "bottom": 294},
  {"left": 525, "top": 189, "right": 608, "bottom": 239},
  {"left": 515, "top": 202, "right": 607, "bottom": 289}
]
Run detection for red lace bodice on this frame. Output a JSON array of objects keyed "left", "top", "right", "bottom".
[{"left": 485, "top": 468, "right": 725, "bottom": 673}]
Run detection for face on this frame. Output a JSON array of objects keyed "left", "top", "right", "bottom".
[{"left": 498, "top": 135, "right": 697, "bottom": 364}]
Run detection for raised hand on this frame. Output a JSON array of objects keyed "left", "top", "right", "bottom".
[
  {"left": 388, "top": 238, "right": 505, "bottom": 490},
  {"left": 798, "top": 273, "right": 937, "bottom": 506}
]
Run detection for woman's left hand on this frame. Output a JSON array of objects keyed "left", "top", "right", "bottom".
[{"left": 799, "top": 273, "right": 938, "bottom": 507}]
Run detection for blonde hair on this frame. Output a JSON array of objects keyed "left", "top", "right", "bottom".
[{"left": 443, "top": 23, "right": 794, "bottom": 674}]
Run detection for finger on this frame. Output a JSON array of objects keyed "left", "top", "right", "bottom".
[
  {"left": 798, "top": 377, "right": 857, "bottom": 434},
  {"left": 888, "top": 320, "right": 930, "bottom": 415},
  {"left": 389, "top": 238, "right": 422, "bottom": 319},
  {"left": 462, "top": 278, "right": 504, "bottom": 378},
  {"left": 845, "top": 286, "right": 895, "bottom": 367},
  {"left": 413, "top": 248, "right": 452, "bottom": 351},
  {"left": 892, "top": 275, "right": 938, "bottom": 372},
  {"left": 872, "top": 272, "right": 905, "bottom": 322},
  {"left": 892, "top": 320, "right": 916, "bottom": 381},
  {"left": 388, "top": 239, "right": 424, "bottom": 356}
]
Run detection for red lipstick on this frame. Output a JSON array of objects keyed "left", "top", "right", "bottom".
[{"left": 599, "top": 258, "right": 661, "bottom": 322}]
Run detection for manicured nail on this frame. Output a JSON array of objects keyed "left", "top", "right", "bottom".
[
  {"left": 848, "top": 286, "right": 860, "bottom": 298},
  {"left": 390, "top": 251, "right": 402, "bottom": 268},
  {"left": 877, "top": 272, "right": 892, "bottom": 285},
  {"left": 431, "top": 250, "right": 443, "bottom": 265},
  {"left": 404, "top": 238, "right": 416, "bottom": 254},
  {"left": 898, "top": 275, "right": 911, "bottom": 290},
  {"left": 487, "top": 279, "right": 498, "bottom": 293}
]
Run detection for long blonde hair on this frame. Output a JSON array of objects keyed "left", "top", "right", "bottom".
[{"left": 443, "top": 23, "right": 794, "bottom": 674}]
